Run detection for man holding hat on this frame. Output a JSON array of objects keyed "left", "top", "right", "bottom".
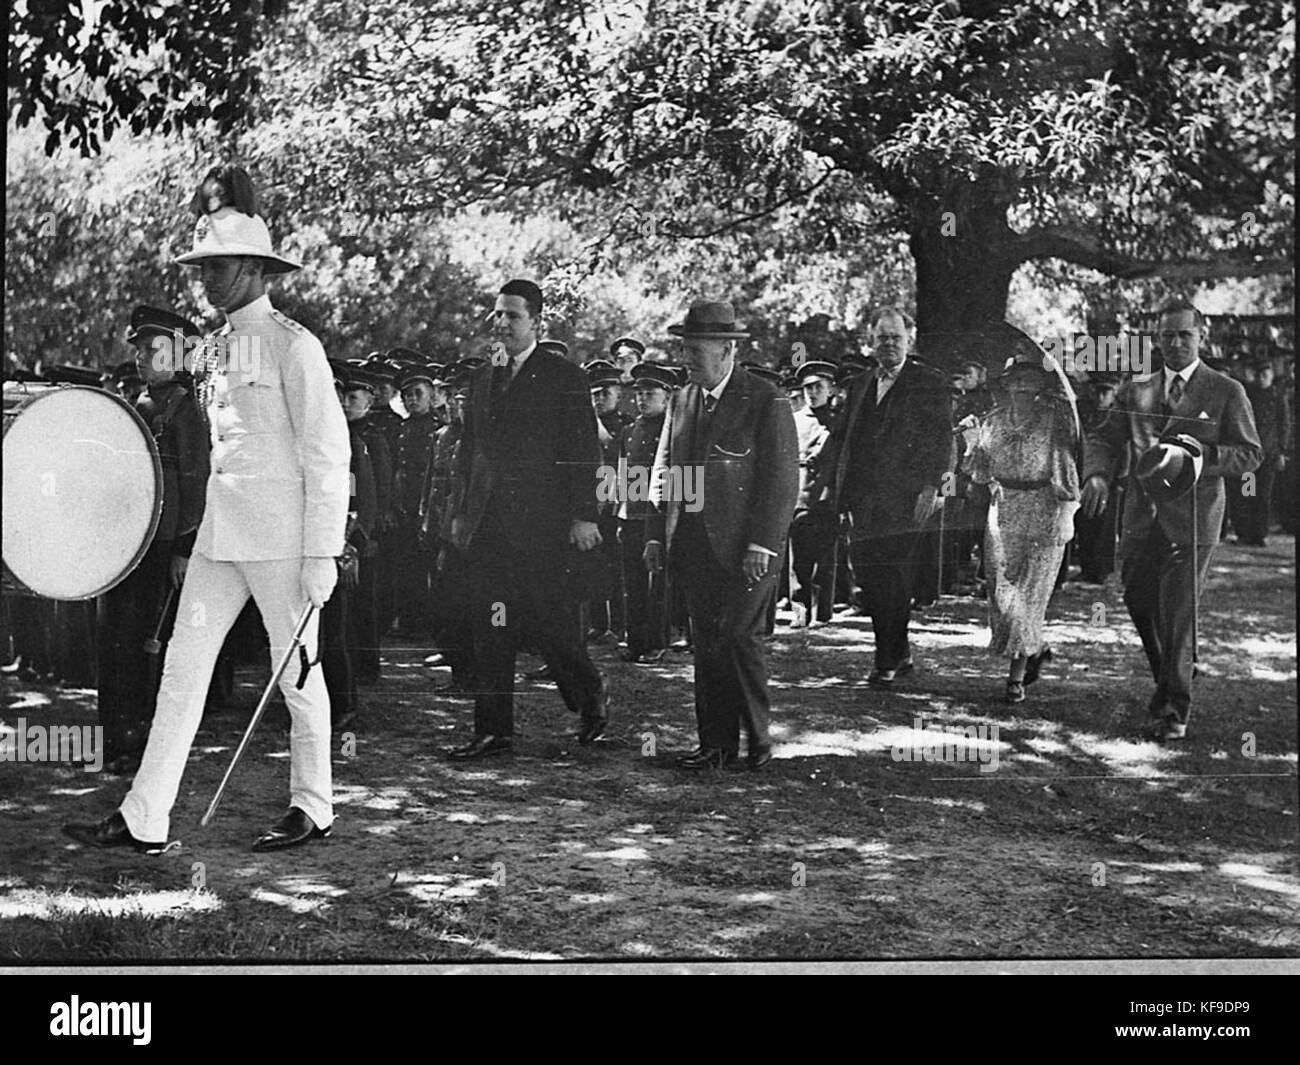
[
  {"left": 645, "top": 300, "right": 799, "bottom": 769},
  {"left": 1082, "top": 299, "right": 1261, "bottom": 741},
  {"left": 65, "top": 183, "right": 351, "bottom": 853},
  {"left": 94, "top": 306, "right": 210, "bottom": 774}
]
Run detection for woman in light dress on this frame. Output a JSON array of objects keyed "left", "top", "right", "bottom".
[{"left": 969, "top": 353, "right": 1081, "bottom": 703}]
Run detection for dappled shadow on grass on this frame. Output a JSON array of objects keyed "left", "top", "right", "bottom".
[{"left": 1, "top": 538, "right": 1295, "bottom": 960}]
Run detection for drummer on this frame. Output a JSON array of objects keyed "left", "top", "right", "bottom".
[
  {"left": 65, "top": 176, "right": 351, "bottom": 854},
  {"left": 93, "top": 307, "right": 210, "bottom": 774}
]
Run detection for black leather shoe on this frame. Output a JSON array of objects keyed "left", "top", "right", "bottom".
[
  {"left": 577, "top": 681, "right": 610, "bottom": 745},
  {"left": 63, "top": 811, "right": 166, "bottom": 854},
  {"left": 448, "top": 734, "right": 513, "bottom": 761},
  {"left": 251, "top": 807, "right": 330, "bottom": 852},
  {"left": 747, "top": 743, "right": 774, "bottom": 769},
  {"left": 675, "top": 746, "right": 737, "bottom": 769}
]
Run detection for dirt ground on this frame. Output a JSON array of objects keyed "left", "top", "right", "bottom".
[{"left": 2, "top": 536, "right": 1296, "bottom": 962}]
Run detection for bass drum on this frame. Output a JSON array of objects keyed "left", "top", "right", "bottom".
[{"left": 3, "top": 382, "right": 163, "bottom": 600}]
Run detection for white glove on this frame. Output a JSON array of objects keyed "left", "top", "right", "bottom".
[{"left": 301, "top": 556, "right": 338, "bottom": 608}]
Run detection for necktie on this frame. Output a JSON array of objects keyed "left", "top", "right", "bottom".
[
  {"left": 703, "top": 392, "right": 718, "bottom": 415},
  {"left": 874, "top": 368, "right": 896, "bottom": 404},
  {"left": 1168, "top": 375, "right": 1184, "bottom": 407}
]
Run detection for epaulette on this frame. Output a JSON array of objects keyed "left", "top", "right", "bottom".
[{"left": 269, "top": 308, "right": 309, "bottom": 334}]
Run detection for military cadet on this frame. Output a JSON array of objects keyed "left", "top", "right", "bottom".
[
  {"left": 388, "top": 364, "right": 444, "bottom": 638},
  {"left": 610, "top": 336, "right": 646, "bottom": 418},
  {"left": 423, "top": 357, "right": 483, "bottom": 693},
  {"left": 586, "top": 358, "right": 631, "bottom": 643},
  {"left": 366, "top": 353, "right": 407, "bottom": 446},
  {"left": 66, "top": 179, "right": 351, "bottom": 853},
  {"left": 339, "top": 364, "right": 392, "bottom": 681},
  {"left": 321, "top": 364, "right": 378, "bottom": 726},
  {"left": 617, "top": 362, "right": 678, "bottom": 662},
  {"left": 361, "top": 355, "right": 404, "bottom": 635},
  {"left": 1072, "top": 370, "right": 1122, "bottom": 584},
  {"left": 95, "top": 306, "right": 209, "bottom": 774},
  {"left": 787, "top": 361, "right": 839, "bottom": 624}
]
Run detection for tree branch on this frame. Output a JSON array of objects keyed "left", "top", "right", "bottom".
[{"left": 1014, "top": 225, "right": 1293, "bottom": 280}]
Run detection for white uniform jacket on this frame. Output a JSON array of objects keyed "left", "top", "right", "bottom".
[{"left": 195, "top": 294, "right": 350, "bottom": 561}]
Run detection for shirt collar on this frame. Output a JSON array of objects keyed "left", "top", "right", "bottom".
[
  {"left": 876, "top": 356, "right": 907, "bottom": 380},
  {"left": 511, "top": 340, "right": 537, "bottom": 369},
  {"left": 1164, "top": 359, "right": 1199, "bottom": 385},
  {"left": 224, "top": 294, "right": 272, "bottom": 330},
  {"left": 704, "top": 360, "right": 736, "bottom": 401}
]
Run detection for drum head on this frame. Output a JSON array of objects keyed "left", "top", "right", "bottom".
[{"left": 3, "top": 385, "right": 162, "bottom": 599}]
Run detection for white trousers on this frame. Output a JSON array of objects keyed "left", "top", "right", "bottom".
[{"left": 120, "top": 551, "right": 332, "bottom": 842}]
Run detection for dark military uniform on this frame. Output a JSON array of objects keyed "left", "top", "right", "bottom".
[
  {"left": 1233, "top": 376, "right": 1292, "bottom": 544},
  {"left": 388, "top": 376, "right": 442, "bottom": 637},
  {"left": 96, "top": 372, "right": 209, "bottom": 767},
  {"left": 348, "top": 404, "right": 392, "bottom": 682},
  {"left": 322, "top": 414, "right": 377, "bottom": 724},
  {"left": 788, "top": 363, "right": 840, "bottom": 622},
  {"left": 591, "top": 392, "right": 633, "bottom": 640},
  {"left": 366, "top": 355, "right": 407, "bottom": 634},
  {"left": 1073, "top": 379, "right": 1122, "bottom": 582},
  {"left": 619, "top": 409, "right": 668, "bottom": 658}
]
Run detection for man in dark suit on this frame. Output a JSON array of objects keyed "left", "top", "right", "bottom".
[
  {"left": 644, "top": 301, "right": 799, "bottom": 769},
  {"left": 1082, "top": 299, "right": 1261, "bottom": 741},
  {"left": 812, "top": 307, "right": 953, "bottom": 686},
  {"left": 447, "top": 279, "right": 608, "bottom": 759}
]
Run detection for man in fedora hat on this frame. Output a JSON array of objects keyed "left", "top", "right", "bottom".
[
  {"left": 1082, "top": 299, "right": 1261, "bottom": 741},
  {"left": 810, "top": 307, "right": 954, "bottom": 687},
  {"left": 65, "top": 188, "right": 351, "bottom": 853},
  {"left": 447, "top": 279, "right": 608, "bottom": 758},
  {"left": 644, "top": 300, "right": 799, "bottom": 769}
]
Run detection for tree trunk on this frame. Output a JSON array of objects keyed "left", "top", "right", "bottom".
[{"left": 908, "top": 181, "right": 1020, "bottom": 374}]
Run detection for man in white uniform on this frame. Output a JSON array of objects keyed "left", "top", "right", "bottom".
[{"left": 65, "top": 199, "right": 351, "bottom": 853}]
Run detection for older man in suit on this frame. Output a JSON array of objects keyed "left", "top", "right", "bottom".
[
  {"left": 812, "top": 308, "right": 953, "bottom": 686},
  {"left": 1082, "top": 299, "right": 1261, "bottom": 741},
  {"left": 644, "top": 301, "right": 799, "bottom": 769},
  {"left": 65, "top": 196, "right": 351, "bottom": 853},
  {"left": 447, "top": 279, "right": 608, "bottom": 759}
]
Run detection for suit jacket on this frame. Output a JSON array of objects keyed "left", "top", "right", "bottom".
[
  {"left": 1083, "top": 362, "right": 1261, "bottom": 555},
  {"left": 196, "top": 295, "right": 351, "bottom": 561},
  {"left": 815, "top": 358, "right": 954, "bottom": 539},
  {"left": 451, "top": 347, "right": 602, "bottom": 557},
  {"left": 646, "top": 366, "right": 799, "bottom": 570}
]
